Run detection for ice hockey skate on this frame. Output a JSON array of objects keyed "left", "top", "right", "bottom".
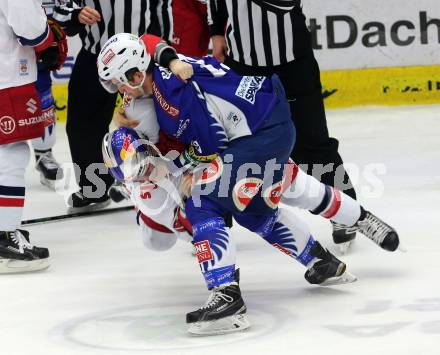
[
  {"left": 0, "top": 230, "right": 50, "bottom": 273},
  {"left": 35, "top": 149, "right": 63, "bottom": 190},
  {"left": 107, "top": 181, "right": 130, "bottom": 203},
  {"left": 186, "top": 283, "right": 250, "bottom": 335},
  {"left": 351, "top": 208, "right": 401, "bottom": 252},
  {"left": 304, "top": 241, "right": 357, "bottom": 286},
  {"left": 67, "top": 190, "right": 111, "bottom": 214},
  {"left": 332, "top": 221, "right": 357, "bottom": 254}
]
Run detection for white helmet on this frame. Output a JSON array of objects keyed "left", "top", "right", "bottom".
[{"left": 97, "top": 33, "right": 151, "bottom": 93}]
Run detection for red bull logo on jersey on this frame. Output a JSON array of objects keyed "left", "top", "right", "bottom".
[
  {"left": 194, "top": 240, "right": 213, "bottom": 263},
  {"left": 232, "top": 177, "right": 263, "bottom": 211},
  {"left": 120, "top": 135, "right": 136, "bottom": 161}
]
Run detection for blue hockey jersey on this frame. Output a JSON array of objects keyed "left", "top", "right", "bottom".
[{"left": 151, "top": 55, "right": 279, "bottom": 157}]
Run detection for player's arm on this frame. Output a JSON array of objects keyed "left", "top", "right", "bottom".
[
  {"left": 6, "top": 0, "right": 54, "bottom": 52},
  {"left": 53, "top": 0, "right": 99, "bottom": 36},
  {"left": 141, "top": 34, "right": 193, "bottom": 81}
]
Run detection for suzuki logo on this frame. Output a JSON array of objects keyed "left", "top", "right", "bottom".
[{"left": 26, "top": 98, "right": 38, "bottom": 114}]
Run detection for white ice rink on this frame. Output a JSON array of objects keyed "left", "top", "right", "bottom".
[{"left": 1, "top": 105, "right": 439, "bottom": 355}]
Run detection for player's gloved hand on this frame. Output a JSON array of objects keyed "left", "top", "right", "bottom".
[
  {"left": 38, "top": 19, "right": 68, "bottom": 71},
  {"left": 169, "top": 59, "right": 194, "bottom": 82},
  {"left": 114, "top": 108, "right": 140, "bottom": 128}
]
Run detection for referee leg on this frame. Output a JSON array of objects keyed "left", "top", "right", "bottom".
[
  {"left": 66, "top": 48, "right": 117, "bottom": 199},
  {"left": 279, "top": 8, "right": 357, "bottom": 200}
]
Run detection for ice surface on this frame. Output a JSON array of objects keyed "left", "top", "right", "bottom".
[{"left": 1, "top": 105, "right": 439, "bottom": 355}]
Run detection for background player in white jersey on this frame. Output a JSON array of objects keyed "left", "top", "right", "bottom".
[{"left": 0, "top": 0, "right": 65, "bottom": 272}]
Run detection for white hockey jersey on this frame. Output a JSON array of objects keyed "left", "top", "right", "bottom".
[
  {"left": 0, "top": 0, "right": 49, "bottom": 89},
  {"left": 128, "top": 175, "right": 184, "bottom": 230},
  {"left": 121, "top": 94, "right": 160, "bottom": 143},
  {"left": 119, "top": 93, "right": 191, "bottom": 245}
]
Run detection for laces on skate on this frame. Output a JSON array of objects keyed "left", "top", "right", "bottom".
[
  {"left": 35, "top": 151, "right": 61, "bottom": 171},
  {"left": 10, "top": 230, "right": 33, "bottom": 253}
]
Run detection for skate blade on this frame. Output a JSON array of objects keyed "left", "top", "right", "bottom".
[
  {"left": 187, "top": 313, "right": 250, "bottom": 336},
  {"left": 67, "top": 199, "right": 111, "bottom": 214},
  {"left": 0, "top": 258, "right": 50, "bottom": 274},
  {"left": 398, "top": 243, "right": 407, "bottom": 253},
  {"left": 339, "top": 241, "right": 351, "bottom": 255},
  {"left": 40, "top": 175, "right": 56, "bottom": 191},
  {"left": 108, "top": 188, "right": 129, "bottom": 203},
  {"left": 319, "top": 271, "right": 357, "bottom": 286}
]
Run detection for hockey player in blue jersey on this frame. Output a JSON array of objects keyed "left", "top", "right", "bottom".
[{"left": 98, "top": 33, "right": 401, "bottom": 335}]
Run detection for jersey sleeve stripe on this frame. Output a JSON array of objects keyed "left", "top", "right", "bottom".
[
  {"left": 139, "top": 212, "right": 174, "bottom": 234},
  {"left": 0, "top": 185, "right": 25, "bottom": 197},
  {"left": 0, "top": 197, "right": 25, "bottom": 208},
  {"left": 17, "top": 25, "right": 50, "bottom": 47}
]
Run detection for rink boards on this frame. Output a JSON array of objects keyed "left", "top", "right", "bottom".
[
  {"left": 50, "top": 64, "right": 440, "bottom": 123},
  {"left": 321, "top": 64, "right": 440, "bottom": 109}
]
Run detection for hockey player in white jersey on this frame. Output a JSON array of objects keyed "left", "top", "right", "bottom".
[
  {"left": 104, "top": 89, "right": 194, "bottom": 251},
  {"left": 0, "top": 0, "right": 66, "bottom": 272}
]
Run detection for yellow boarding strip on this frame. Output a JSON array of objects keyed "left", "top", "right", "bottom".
[
  {"left": 51, "top": 84, "right": 122, "bottom": 124},
  {"left": 322, "top": 65, "right": 440, "bottom": 109},
  {"left": 51, "top": 65, "right": 440, "bottom": 123}
]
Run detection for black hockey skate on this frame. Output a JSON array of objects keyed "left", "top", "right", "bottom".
[
  {"left": 354, "top": 208, "right": 401, "bottom": 252},
  {"left": 108, "top": 181, "right": 130, "bottom": 203},
  {"left": 304, "top": 241, "right": 357, "bottom": 286},
  {"left": 332, "top": 221, "right": 357, "bottom": 254},
  {"left": 35, "top": 149, "right": 63, "bottom": 190},
  {"left": 186, "top": 283, "right": 250, "bottom": 335},
  {"left": 67, "top": 190, "right": 111, "bottom": 214},
  {"left": 0, "top": 230, "right": 50, "bottom": 273}
]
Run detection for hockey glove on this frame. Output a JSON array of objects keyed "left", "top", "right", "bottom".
[{"left": 38, "top": 19, "right": 68, "bottom": 71}]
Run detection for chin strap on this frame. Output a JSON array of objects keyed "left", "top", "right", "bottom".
[{"left": 126, "top": 71, "right": 147, "bottom": 92}]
